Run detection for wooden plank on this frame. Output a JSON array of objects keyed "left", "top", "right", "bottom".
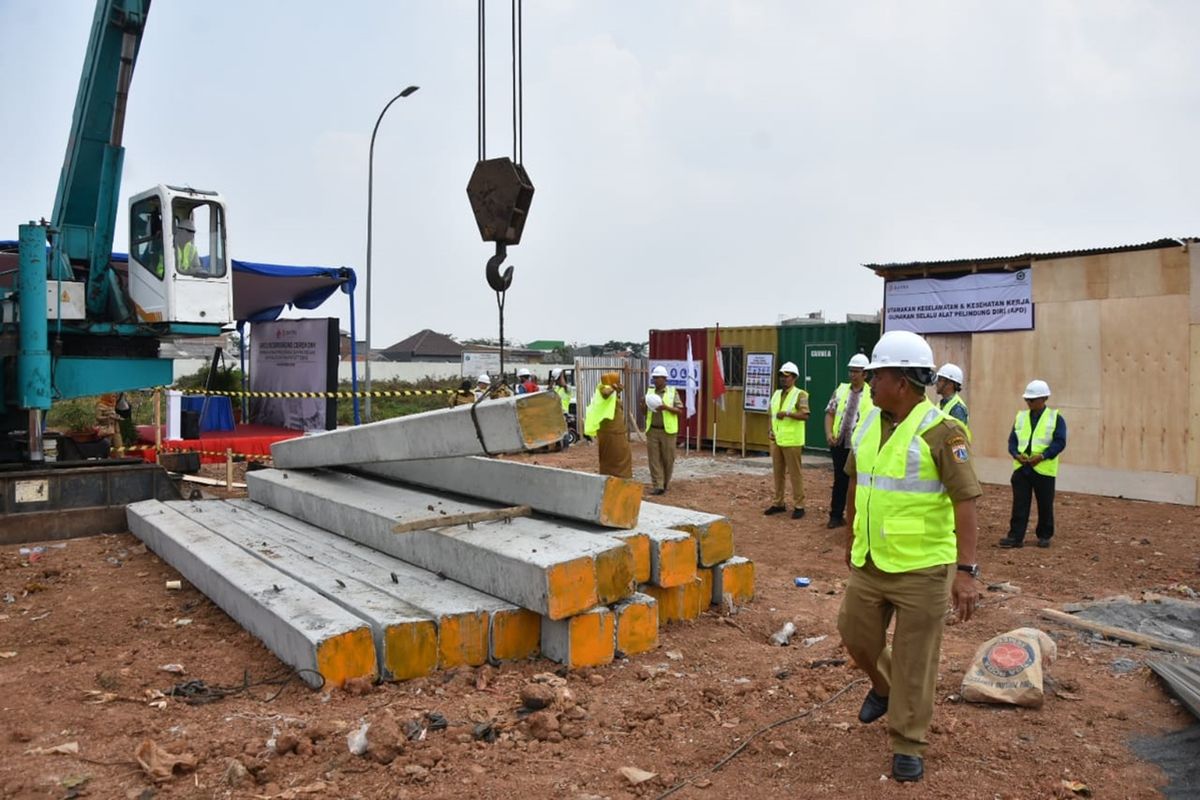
[
  {"left": 1039, "top": 608, "right": 1200, "bottom": 657},
  {"left": 181, "top": 474, "right": 247, "bottom": 489},
  {"left": 392, "top": 505, "right": 531, "bottom": 534},
  {"left": 1100, "top": 295, "right": 1190, "bottom": 473}
]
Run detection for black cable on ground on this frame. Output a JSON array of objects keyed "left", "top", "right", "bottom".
[
  {"left": 165, "top": 667, "right": 325, "bottom": 705},
  {"left": 653, "top": 677, "right": 867, "bottom": 800}
]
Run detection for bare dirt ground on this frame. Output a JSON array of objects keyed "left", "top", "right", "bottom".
[{"left": 2, "top": 444, "right": 1198, "bottom": 799}]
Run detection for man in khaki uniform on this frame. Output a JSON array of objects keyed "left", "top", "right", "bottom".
[
  {"left": 764, "top": 361, "right": 809, "bottom": 519},
  {"left": 643, "top": 365, "right": 684, "bottom": 495},
  {"left": 836, "top": 330, "right": 981, "bottom": 783}
]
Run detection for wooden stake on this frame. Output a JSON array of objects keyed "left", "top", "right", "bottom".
[
  {"left": 392, "top": 505, "right": 532, "bottom": 534},
  {"left": 1039, "top": 608, "right": 1200, "bottom": 657},
  {"left": 225, "top": 448, "right": 234, "bottom": 490}
]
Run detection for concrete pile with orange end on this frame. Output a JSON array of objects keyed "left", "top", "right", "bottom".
[{"left": 126, "top": 437, "right": 756, "bottom": 686}]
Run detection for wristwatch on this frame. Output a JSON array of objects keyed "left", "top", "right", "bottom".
[{"left": 956, "top": 563, "right": 981, "bottom": 579}]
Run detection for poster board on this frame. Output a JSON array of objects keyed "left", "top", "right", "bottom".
[
  {"left": 462, "top": 351, "right": 501, "bottom": 377},
  {"left": 248, "top": 318, "right": 338, "bottom": 431},
  {"left": 743, "top": 352, "right": 774, "bottom": 412}
]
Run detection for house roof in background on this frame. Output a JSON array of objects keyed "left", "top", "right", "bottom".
[{"left": 383, "top": 329, "right": 462, "bottom": 357}]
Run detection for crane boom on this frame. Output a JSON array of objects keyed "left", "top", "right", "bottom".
[{"left": 49, "top": 0, "right": 151, "bottom": 320}]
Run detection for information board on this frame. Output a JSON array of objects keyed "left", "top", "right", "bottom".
[{"left": 743, "top": 352, "right": 775, "bottom": 412}]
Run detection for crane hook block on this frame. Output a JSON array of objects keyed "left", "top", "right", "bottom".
[
  {"left": 466, "top": 157, "right": 534, "bottom": 246},
  {"left": 486, "top": 243, "right": 514, "bottom": 292}
]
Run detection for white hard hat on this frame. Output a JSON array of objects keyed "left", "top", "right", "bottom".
[
  {"left": 937, "top": 363, "right": 964, "bottom": 385},
  {"left": 177, "top": 218, "right": 196, "bottom": 233},
  {"left": 550, "top": 368, "right": 563, "bottom": 379},
  {"left": 779, "top": 361, "right": 800, "bottom": 376},
  {"left": 1023, "top": 379, "right": 1051, "bottom": 399},
  {"left": 517, "top": 368, "right": 531, "bottom": 378},
  {"left": 866, "top": 331, "right": 935, "bottom": 371},
  {"left": 847, "top": 353, "right": 870, "bottom": 369},
  {"left": 476, "top": 373, "right": 491, "bottom": 385},
  {"left": 651, "top": 365, "right": 668, "bottom": 378},
  {"left": 645, "top": 393, "right": 664, "bottom": 412}
]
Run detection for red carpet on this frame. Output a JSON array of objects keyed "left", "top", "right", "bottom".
[{"left": 135, "top": 424, "right": 304, "bottom": 464}]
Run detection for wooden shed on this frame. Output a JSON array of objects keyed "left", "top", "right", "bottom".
[{"left": 866, "top": 238, "right": 1200, "bottom": 505}]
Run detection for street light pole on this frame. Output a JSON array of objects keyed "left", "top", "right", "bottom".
[{"left": 365, "top": 85, "right": 419, "bottom": 422}]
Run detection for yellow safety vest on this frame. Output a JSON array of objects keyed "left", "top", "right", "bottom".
[
  {"left": 770, "top": 387, "right": 807, "bottom": 447},
  {"left": 553, "top": 385, "right": 571, "bottom": 413},
  {"left": 644, "top": 387, "right": 679, "bottom": 435},
  {"left": 584, "top": 387, "right": 617, "bottom": 437},
  {"left": 1012, "top": 408, "right": 1060, "bottom": 477},
  {"left": 942, "top": 394, "right": 971, "bottom": 440},
  {"left": 850, "top": 400, "right": 957, "bottom": 573},
  {"left": 155, "top": 241, "right": 200, "bottom": 278},
  {"left": 832, "top": 382, "right": 873, "bottom": 442}
]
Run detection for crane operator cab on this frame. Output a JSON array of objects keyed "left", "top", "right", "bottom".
[{"left": 126, "top": 184, "right": 234, "bottom": 325}]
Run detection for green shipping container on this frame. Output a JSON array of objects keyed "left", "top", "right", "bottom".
[{"left": 777, "top": 321, "right": 880, "bottom": 452}]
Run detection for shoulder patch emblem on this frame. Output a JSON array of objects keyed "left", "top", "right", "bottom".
[{"left": 948, "top": 435, "right": 969, "bottom": 463}]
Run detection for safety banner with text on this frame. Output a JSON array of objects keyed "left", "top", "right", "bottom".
[{"left": 884, "top": 270, "right": 1034, "bottom": 334}]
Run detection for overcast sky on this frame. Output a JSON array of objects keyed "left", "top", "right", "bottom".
[{"left": 2, "top": 1, "right": 1197, "bottom": 348}]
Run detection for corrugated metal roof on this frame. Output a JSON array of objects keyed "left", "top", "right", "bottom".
[
  {"left": 1149, "top": 658, "right": 1200, "bottom": 722},
  {"left": 863, "top": 237, "right": 1195, "bottom": 275}
]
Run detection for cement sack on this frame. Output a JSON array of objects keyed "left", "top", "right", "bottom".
[{"left": 961, "top": 627, "right": 1057, "bottom": 708}]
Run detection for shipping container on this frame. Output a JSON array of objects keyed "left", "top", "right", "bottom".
[
  {"left": 706, "top": 325, "right": 779, "bottom": 453},
  {"left": 777, "top": 321, "right": 879, "bottom": 451},
  {"left": 648, "top": 328, "right": 707, "bottom": 445}
]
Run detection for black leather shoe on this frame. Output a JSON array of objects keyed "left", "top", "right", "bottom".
[
  {"left": 997, "top": 537, "right": 1024, "bottom": 548},
  {"left": 791, "top": 508, "right": 806, "bottom": 520},
  {"left": 651, "top": 488, "right": 665, "bottom": 496},
  {"left": 857, "top": 689, "right": 888, "bottom": 723},
  {"left": 826, "top": 518, "right": 845, "bottom": 529},
  {"left": 892, "top": 754, "right": 924, "bottom": 782},
  {"left": 1036, "top": 538, "right": 1051, "bottom": 548},
  {"left": 763, "top": 505, "right": 787, "bottom": 516}
]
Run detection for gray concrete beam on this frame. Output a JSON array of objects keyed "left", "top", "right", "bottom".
[
  {"left": 223, "top": 498, "right": 540, "bottom": 666},
  {"left": 168, "top": 500, "right": 438, "bottom": 680},
  {"left": 541, "top": 606, "right": 614, "bottom": 668},
  {"left": 640, "top": 527, "right": 698, "bottom": 587},
  {"left": 125, "top": 500, "right": 376, "bottom": 688},
  {"left": 271, "top": 392, "right": 565, "bottom": 469},
  {"left": 245, "top": 469, "right": 634, "bottom": 619},
  {"left": 637, "top": 502, "right": 735, "bottom": 566},
  {"left": 353, "top": 457, "right": 642, "bottom": 529}
]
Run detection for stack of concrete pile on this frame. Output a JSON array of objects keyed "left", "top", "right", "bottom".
[{"left": 125, "top": 394, "right": 755, "bottom": 689}]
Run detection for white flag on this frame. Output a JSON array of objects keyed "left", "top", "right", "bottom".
[{"left": 685, "top": 335, "right": 697, "bottom": 418}]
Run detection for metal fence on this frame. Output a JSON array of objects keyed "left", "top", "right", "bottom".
[{"left": 574, "top": 357, "right": 649, "bottom": 439}]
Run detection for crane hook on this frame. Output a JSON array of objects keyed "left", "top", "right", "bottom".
[{"left": 486, "top": 242, "right": 514, "bottom": 292}]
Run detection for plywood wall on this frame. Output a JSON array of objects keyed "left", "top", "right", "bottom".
[{"left": 945, "top": 247, "right": 1193, "bottom": 479}]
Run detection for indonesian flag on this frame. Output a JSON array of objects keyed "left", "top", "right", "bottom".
[
  {"left": 713, "top": 326, "right": 727, "bottom": 411},
  {"left": 685, "top": 335, "right": 697, "bottom": 418}
]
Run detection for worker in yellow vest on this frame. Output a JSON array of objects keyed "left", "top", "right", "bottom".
[
  {"left": 585, "top": 371, "right": 631, "bottom": 478},
  {"left": 934, "top": 363, "right": 969, "bottom": 434},
  {"left": 824, "top": 352, "right": 873, "bottom": 529},
  {"left": 999, "top": 379, "right": 1067, "bottom": 549},
  {"left": 764, "top": 361, "right": 809, "bottom": 519},
  {"left": 155, "top": 217, "right": 202, "bottom": 278},
  {"left": 836, "top": 330, "right": 981, "bottom": 784},
  {"left": 550, "top": 369, "right": 571, "bottom": 413},
  {"left": 643, "top": 365, "right": 684, "bottom": 495}
]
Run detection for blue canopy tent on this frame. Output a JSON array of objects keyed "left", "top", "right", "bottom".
[{"left": 229, "top": 259, "right": 361, "bottom": 425}]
